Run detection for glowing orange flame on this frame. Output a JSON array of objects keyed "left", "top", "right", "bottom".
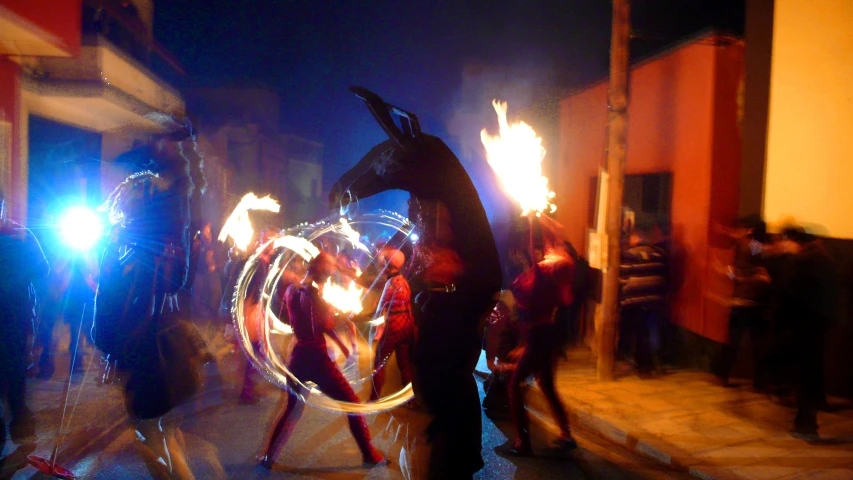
[
  {"left": 219, "top": 193, "right": 281, "bottom": 251},
  {"left": 322, "top": 278, "right": 364, "bottom": 314},
  {"left": 480, "top": 100, "right": 556, "bottom": 216}
]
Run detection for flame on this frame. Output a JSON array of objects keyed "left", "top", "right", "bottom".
[
  {"left": 480, "top": 100, "right": 556, "bottom": 216},
  {"left": 322, "top": 278, "right": 364, "bottom": 314},
  {"left": 340, "top": 218, "right": 360, "bottom": 246},
  {"left": 273, "top": 235, "right": 320, "bottom": 262},
  {"left": 218, "top": 193, "right": 281, "bottom": 251}
]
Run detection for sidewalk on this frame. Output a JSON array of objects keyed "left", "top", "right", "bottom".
[{"left": 513, "top": 348, "right": 853, "bottom": 480}]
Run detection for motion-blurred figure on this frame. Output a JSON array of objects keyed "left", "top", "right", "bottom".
[
  {"left": 782, "top": 228, "right": 839, "bottom": 439},
  {"left": 481, "top": 290, "right": 519, "bottom": 420},
  {"left": 502, "top": 219, "right": 576, "bottom": 456},
  {"left": 713, "top": 216, "right": 772, "bottom": 388},
  {"left": 257, "top": 252, "right": 387, "bottom": 468},
  {"left": 92, "top": 119, "right": 211, "bottom": 480},
  {"left": 369, "top": 247, "right": 415, "bottom": 401},
  {"left": 618, "top": 226, "right": 669, "bottom": 376},
  {"left": 0, "top": 191, "right": 49, "bottom": 446}
]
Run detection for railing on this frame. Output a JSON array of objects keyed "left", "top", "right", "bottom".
[{"left": 82, "top": 0, "right": 185, "bottom": 76}]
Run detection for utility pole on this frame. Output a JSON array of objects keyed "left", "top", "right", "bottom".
[{"left": 597, "top": 0, "right": 631, "bottom": 381}]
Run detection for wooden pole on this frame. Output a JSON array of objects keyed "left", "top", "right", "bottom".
[{"left": 597, "top": 0, "right": 631, "bottom": 381}]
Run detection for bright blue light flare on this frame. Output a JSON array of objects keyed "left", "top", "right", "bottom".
[
  {"left": 59, "top": 206, "right": 104, "bottom": 250},
  {"left": 410, "top": 232, "right": 419, "bottom": 242}
]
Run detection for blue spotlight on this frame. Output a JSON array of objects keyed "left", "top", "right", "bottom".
[{"left": 59, "top": 206, "right": 104, "bottom": 251}]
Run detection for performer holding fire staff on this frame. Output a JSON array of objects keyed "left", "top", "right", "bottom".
[
  {"left": 369, "top": 247, "right": 416, "bottom": 402},
  {"left": 257, "top": 251, "right": 387, "bottom": 469},
  {"left": 502, "top": 218, "right": 577, "bottom": 456},
  {"left": 92, "top": 116, "right": 211, "bottom": 480}
]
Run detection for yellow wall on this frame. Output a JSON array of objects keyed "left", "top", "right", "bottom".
[{"left": 764, "top": 0, "right": 853, "bottom": 238}]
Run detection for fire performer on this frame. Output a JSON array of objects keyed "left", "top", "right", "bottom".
[
  {"left": 92, "top": 116, "right": 210, "bottom": 480},
  {"left": 330, "top": 87, "right": 502, "bottom": 478},
  {"left": 257, "top": 251, "right": 387, "bottom": 469},
  {"left": 369, "top": 247, "right": 416, "bottom": 401},
  {"left": 502, "top": 219, "right": 577, "bottom": 456}
]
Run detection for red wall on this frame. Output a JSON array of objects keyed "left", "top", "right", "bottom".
[
  {"left": 1, "top": 0, "right": 82, "bottom": 56},
  {"left": 556, "top": 34, "right": 744, "bottom": 342}
]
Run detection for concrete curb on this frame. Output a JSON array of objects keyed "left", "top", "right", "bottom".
[{"left": 522, "top": 381, "right": 742, "bottom": 480}]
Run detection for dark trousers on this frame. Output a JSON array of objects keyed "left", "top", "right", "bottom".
[
  {"left": 716, "top": 306, "right": 768, "bottom": 386},
  {"left": 509, "top": 324, "right": 570, "bottom": 447},
  {"left": 413, "top": 292, "right": 484, "bottom": 480},
  {"left": 794, "top": 324, "right": 827, "bottom": 433},
  {"left": 619, "top": 307, "right": 655, "bottom": 373},
  {"left": 265, "top": 345, "right": 377, "bottom": 460},
  {"left": 0, "top": 312, "right": 33, "bottom": 425}
]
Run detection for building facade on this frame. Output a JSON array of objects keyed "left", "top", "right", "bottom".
[{"left": 0, "top": 0, "right": 185, "bottom": 223}]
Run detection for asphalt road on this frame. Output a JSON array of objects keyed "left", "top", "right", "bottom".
[{"left": 1, "top": 330, "right": 689, "bottom": 480}]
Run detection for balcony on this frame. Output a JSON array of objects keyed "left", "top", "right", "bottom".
[{"left": 21, "top": 34, "right": 184, "bottom": 133}]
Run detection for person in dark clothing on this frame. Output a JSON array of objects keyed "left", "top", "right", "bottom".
[
  {"left": 0, "top": 193, "right": 50, "bottom": 447},
  {"left": 93, "top": 118, "right": 210, "bottom": 479},
  {"left": 781, "top": 228, "right": 838, "bottom": 439},
  {"left": 481, "top": 290, "right": 519, "bottom": 420},
  {"left": 713, "top": 216, "right": 772, "bottom": 388},
  {"left": 618, "top": 227, "right": 668, "bottom": 376}
]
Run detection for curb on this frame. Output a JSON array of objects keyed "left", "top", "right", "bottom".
[{"left": 522, "top": 381, "right": 742, "bottom": 480}]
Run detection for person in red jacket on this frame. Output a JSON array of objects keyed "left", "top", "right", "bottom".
[{"left": 257, "top": 252, "right": 387, "bottom": 468}]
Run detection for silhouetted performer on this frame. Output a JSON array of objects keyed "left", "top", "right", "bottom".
[
  {"left": 93, "top": 117, "right": 210, "bottom": 480},
  {"left": 713, "top": 216, "right": 772, "bottom": 388},
  {"left": 329, "top": 88, "right": 501, "bottom": 478},
  {"left": 503, "top": 224, "right": 576, "bottom": 456},
  {"left": 786, "top": 229, "right": 838, "bottom": 438},
  {"left": 0, "top": 193, "right": 49, "bottom": 446},
  {"left": 258, "top": 252, "right": 387, "bottom": 468}
]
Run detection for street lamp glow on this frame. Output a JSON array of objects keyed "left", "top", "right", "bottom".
[{"left": 59, "top": 206, "right": 104, "bottom": 251}]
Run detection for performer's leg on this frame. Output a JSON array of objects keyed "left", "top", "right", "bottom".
[
  {"left": 508, "top": 347, "right": 535, "bottom": 453},
  {"left": 6, "top": 316, "right": 34, "bottom": 440},
  {"left": 370, "top": 339, "right": 395, "bottom": 401},
  {"left": 396, "top": 340, "right": 414, "bottom": 387},
  {"left": 534, "top": 355, "right": 575, "bottom": 447},
  {"left": 135, "top": 418, "right": 175, "bottom": 480},
  {"left": 239, "top": 342, "right": 261, "bottom": 404},
  {"left": 163, "top": 419, "right": 195, "bottom": 480},
  {"left": 314, "top": 358, "right": 385, "bottom": 463},
  {"left": 259, "top": 383, "right": 306, "bottom": 467}
]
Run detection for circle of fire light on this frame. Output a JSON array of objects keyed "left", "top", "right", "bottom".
[{"left": 231, "top": 210, "right": 417, "bottom": 414}]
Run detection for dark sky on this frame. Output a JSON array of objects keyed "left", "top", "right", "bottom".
[{"left": 154, "top": 0, "right": 744, "bottom": 210}]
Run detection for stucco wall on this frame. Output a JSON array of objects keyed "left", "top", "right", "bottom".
[
  {"left": 764, "top": 0, "right": 853, "bottom": 239},
  {"left": 557, "top": 35, "right": 744, "bottom": 342}
]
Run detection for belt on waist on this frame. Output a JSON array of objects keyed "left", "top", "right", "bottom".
[{"left": 424, "top": 283, "right": 456, "bottom": 293}]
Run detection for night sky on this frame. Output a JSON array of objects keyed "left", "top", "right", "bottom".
[{"left": 154, "top": 0, "right": 744, "bottom": 211}]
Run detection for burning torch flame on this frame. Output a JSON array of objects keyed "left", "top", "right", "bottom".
[
  {"left": 480, "top": 100, "right": 556, "bottom": 216},
  {"left": 322, "top": 278, "right": 364, "bottom": 314},
  {"left": 273, "top": 235, "right": 320, "bottom": 262},
  {"left": 218, "top": 193, "right": 281, "bottom": 251}
]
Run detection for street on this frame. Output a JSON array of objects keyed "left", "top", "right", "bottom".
[{"left": 1, "top": 328, "right": 688, "bottom": 480}]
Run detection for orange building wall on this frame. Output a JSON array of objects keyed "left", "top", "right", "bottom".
[
  {"left": 1, "top": 0, "right": 82, "bottom": 56},
  {"left": 556, "top": 35, "right": 744, "bottom": 342}
]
